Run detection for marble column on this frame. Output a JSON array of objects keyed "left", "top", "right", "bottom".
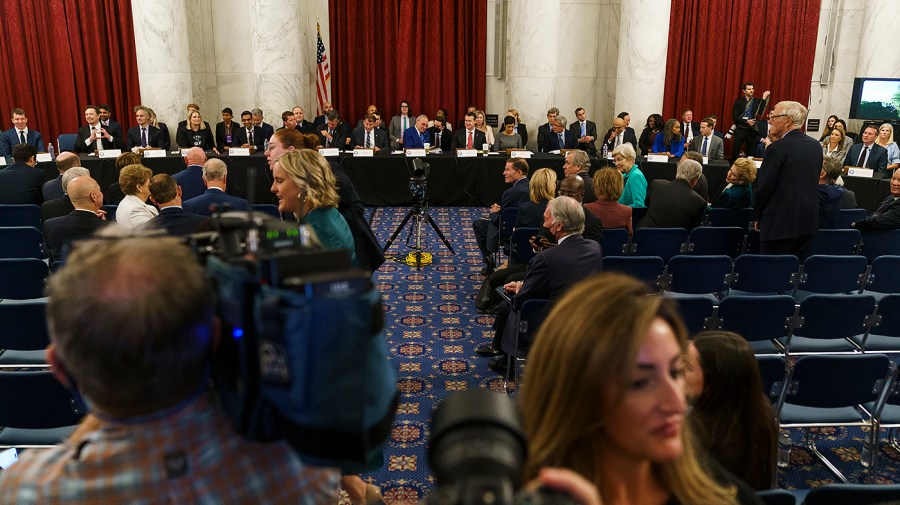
[{"left": 613, "top": 0, "right": 671, "bottom": 140}]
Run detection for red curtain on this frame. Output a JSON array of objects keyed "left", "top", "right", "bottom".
[
  {"left": 329, "top": 0, "right": 486, "bottom": 127},
  {"left": 662, "top": 0, "right": 820, "bottom": 155},
  {"left": 0, "top": 0, "right": 141, "bottom": 149}
]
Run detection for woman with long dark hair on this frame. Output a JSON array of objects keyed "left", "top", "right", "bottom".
[{"left": 651, "top": 118, "right": 685, "bottom": 158}]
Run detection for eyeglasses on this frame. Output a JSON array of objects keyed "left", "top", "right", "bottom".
[{"left": 768, "top": 113, "right": 788, "bottom": 120}]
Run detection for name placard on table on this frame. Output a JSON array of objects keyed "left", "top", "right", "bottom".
[
  {"left": 405, "top": 148, "right": 426, "bottom": 157},
  {"left": 229, "top": 147, "right": 251, "bottom": 156},
  {"left": 144, "top": 149, "right": 166, "bottom": 158},
  {"left": 98, "top": 149, "right": 122, "bottom": 159},
  {"left": 0, "top": 157, "right": 6, "bottom": 166},
  {"left": 180, "top": 149, "right": 192, "bottom": 157},
  {"left": 36, "top": 153, "right": 53, "bottom": 162},
  {"left": 509, "top": 150, "right": 532, "bottom": 159},
  {"left": 456, "top": 149, "right": 477, "bottom": 158},
  {"left": 319, "top": 148, "right": 340, "bottom": 157},
  {"left": 645, "top": 154, "right": 669, "bottom": 163},
  {"left": 847, "top": 167, "right": 875, "bottom": 178},
  {"left": 353, "top": 148, "right": 374, "bottom": 157}
]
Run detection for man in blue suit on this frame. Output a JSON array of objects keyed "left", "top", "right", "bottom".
[
  {"left": 844, "top": 124, "right": 888, "bottom": 173},
  {"left": 0, "top": 108, "right": 45, "bottom": 157},
  {"left": 182, "top": 158, "right": 250, "bottom": 216},
  {"left": 543, "top": 116, "right": 578, "bottom": 152},
  {"left": 402, "top": 115, "right": 430, "bottom": 149},
  {"left": 472, "top": 158, "right": 530, "bottom": 274},
  {"left": 144, "top": 174, "right": 211, "bottom": 236},
  {"left": 173, "top": 147, "right": 207, "bottom": 201},
  {"left": 0, "top": 144, "right": 46, "bottom": 205}
]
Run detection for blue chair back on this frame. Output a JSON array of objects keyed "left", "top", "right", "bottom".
[
  {"left": 0, "top": 227, "right": 47, "bottom": 259},
  {"left": 796, "top": 255, "right": 868, "bottom": 297},
  {"left": 783, "top": 354, "right": 890, "bottom": 409},
  {"left": 809, "top": 229, "right": 862, "bottom": 256},
  {"left": 794, "top": 294, "right": 876, "bottom": 341},
  {"left": 757, "top": 355, "right": 787, "bottom": 403},
  {"left": 509, "top": 227, "right": 538, "bottom": 266},
  {"left": 631, "top": 206, "right": 648, "bottom": 231},
  {"left": 861, "top": 230, "right": 900, "bottom": 262},
  {"left": 706, "top": 207, "right": 755, "bottom": 230},
  {"left": 57, "top": 134, "right": 77, "bottom": 152},
  {"left": 631, "top": 227, "right": 688, "bottom": 262},
  {"left": 602, "top": 256, "right": 664, "bottom": 291},
  {"left": 803, "top": 483, "right": 900, "bottom": 505},
  {"left": 514, "top": 299, "right": 553, "bottom": 358},
  {"left": 101, "top": 205, "right": 118, "bottom": 222},
  {"left": 600, "top": 228, "right": 630, "bottom": 257},
  {"left": 0, "top": 204, "right": 40, "bottom": 228},
  {"left": 0, "top": 300, "right": 49, "bottom": 351},
  {"left": 865, "top": 255, "right": 900, "bottom": 293},
  {"left": 730, "top": 254, "right": 799, "bottom": 294},
  {"left": 673, "top": 296, "right": 715, "bottom": 336},
  {"left": 872, "top": 294, "right": 900, "bottom": 338},
  {"left": 836, "top": 208, "right": 869, "bottom": 229},
  {"left": 0, "top": 259, "right": 48, "bottom": 299},
  {"left": 665, "top": 255, "right": 732, "bottom": 295},
  {"left": 0, "top": 370, "right": 85, "bottom": 429},
  {"left": 687, "top": 226, "right": 745, "bottom": 257},
  {"left": 498, "top": 207, "right": 518, "bottom": 237},
  {"left": 716, "top": 295, "right": 796, "bottom": 344},
  {"left": 253, "top": 204, "right": 280, "bottom": 218}
]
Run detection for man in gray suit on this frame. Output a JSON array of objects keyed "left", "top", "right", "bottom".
[{"left": 688, "top": 117, "right": 725, "bottom": 161}]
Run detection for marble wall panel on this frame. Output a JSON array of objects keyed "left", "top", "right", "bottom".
[
  {"left": 214, "top": 74, "right": 258, "bottom": 113},
  {"left": 507, "top": 1, "right": 560, "bottom": 78},
  {"left": 614, "top": 0, "right": 669, "bottom": 131},
  {"left": 556, "top": 3, "right": 601, "bottom": 78}
]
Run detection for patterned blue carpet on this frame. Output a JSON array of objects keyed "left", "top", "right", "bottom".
[{"left": 356, "top": 206, "right": 900, "bottom": 503}]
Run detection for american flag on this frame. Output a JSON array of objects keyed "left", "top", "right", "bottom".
[{"left": 316, "top": 21, "right": 330, "bottom": 116}]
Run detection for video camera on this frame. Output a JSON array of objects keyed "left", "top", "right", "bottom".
[
  {"left": 409, "top": 158, "right": 430, "bottom": 202},
  {"left": 192, "top": 209, "right": 398, "bottom": 470}
]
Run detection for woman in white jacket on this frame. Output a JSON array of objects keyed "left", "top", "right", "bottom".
[{"left": 115, "top": 164, "right": 158, "bottom": 229}]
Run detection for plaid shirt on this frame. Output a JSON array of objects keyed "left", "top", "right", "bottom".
[{"left": 0, "top": 391, "right": 339, "bottom": 504}]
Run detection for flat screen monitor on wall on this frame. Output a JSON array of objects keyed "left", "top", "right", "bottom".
[{"left": 849, "top": 78, "right": 900, "bottom": 121}]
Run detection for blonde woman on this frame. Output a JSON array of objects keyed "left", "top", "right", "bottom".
[
  {"left": 876, "top": 123, "right": 900, "bottom": 171},
  {"left": 515, "top": 168, "right": 557, "bottom": 228},
  {"left": 475, "top": 109, "right": 495, "bottom": 148},
  {"left": 712, "top": 158, "right": 757, "bottom": 209}
]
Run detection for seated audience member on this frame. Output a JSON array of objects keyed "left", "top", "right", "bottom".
[
  {"left": 0, "top": 107, "right": 44, "bottom": 156},
  {"left": 602, "top": 116, "right": 636, "bottom": 155},
  {"left": 451, "top": 112, "right": 486, "bottom": 150},
  {"left": 0, "top": 236, "right": 339, "bottom": 503},
  {"left": 521, "top": 273, "right": 759, "bottom": 505},
  {"left": 638, "top": 113, "right": 664, "bottom": 156},
  {"left": 844, "top": 124, "right": 887, "bottom": 172},
  {"left": 105, "top": 152, "right": 142, "bottom": 206},
  {"left": 0, "top": 143, "right": 46, "bottom": 205},
  {"left": 176, "top": 110, "right": 217, "bottom": 153},
  {"left": 516, "top": 168, "right": 556, "bottom": 229},
  {"left": 183, "top": 158, "right": 250, "bottom": 216},
  {"left": 619, "top": 111, "right": 637, "bottom": 139},
  {"left": 544, "top": 116, "right": 578, "bottom": 152},
  {"left": 506, "top": 108, "right": 526, "bottom": 145},
  {"left": 350, "top": 114, "right": 389, "bottom": 151},
  {"left": 173, "top": 147, "right": 208, "bottom": 200},
  {"left": 555, "top": 175, "right": 604, "bottom": 245},
  {"left": 680, "top": 109, "right": 701, "bottom": 148},
  {"left": 537, "top": 107, "right": 559, "bottom": 153},
  {"left": 143, "top": 174, "right": 212, "bottom": 236},
  {"left": 493, "top": 116, "right": 524, "bottom": 151},
  {"left": 562, "top": 149, "right": 596, "bottom": 203},
  {"left": 688, "top": 117, "right": 725, "bottom": 161},
  {"left": 42, "top": 175, "right": 108, "bottom": 260},
  {"left": 427, "top": 108, "right": 451, "bottom": 131},
  {"left": 426, "top": 116, "right": 453, "bottom": 151},
  {"left": 313, "top": 101, "right": 333, "bottom": 129},
  {"left": 679, "top": 151, "right": 710, "bottom": 202},
  {"left": 389, "top": 101, "right": 413, "bottom": 150},
  {"left": 474, "top": 109, "right": 495, "bottom": 148},
  {"left": 98, "top": 104, "right": 123, "bottom": 141},
  {"left": 818, "top": 157, "right": 848, "bottom": 229},
  {"left": 876, "top": 122, "right": 900, "bottom": 171},
  {"left": 75, "top": 105, "right": 122, "bottom": 153},
  {"left": 639, "top": 159, "right": 706, "bottom": 229},
  {"left": 651, "top": 118, "right": 685, "bottom": 158},
  {"left": 711, "top": 157, "right": 756, "bottom": 209},
  {"left": 43, "top": 151, "right": 81, "bottom": 201},
  {"left": 42, "top": 166, "right": 90, "bottom": 223},
  {"left": 215, "top": 107, "right": 238, "bottom": 151},
  {"left": 457, "top": 105, "right": 477, "bottom": 131},
  {"left": 115, "top": 163, "right": 158, "bottom": 230},
  {"left": 585, "top": 167, "right": 633, "bottom": 236},
  {"left": 176, "top": 103, "right": 199, "bottom": 132},
  {"left": 570, "top": 107, "right": 598, "bottom": 155},
  {"left": 293, "top": 105, "right": 314, "bottom": 134},
  {"left": 279, "top": 110, "right": 297, "bottom": 131},
  {"left": 833, "top": 119, "right": 855, "bottom": 150},
  {"left": 821, "top": 127, "right": 848, "bottom": 164},
  {"left": 484, "top": 196, "right": 603, "bottom": 375},
  {"left": 251, "top": 108, "right": 275, "bottom": 143},
  {"left": 317, "top": 110, "right": 349, "bottom": 149},
  {"left": 126, "top": 105, "right": 164, "bottom": 150},
  {"left": 473, "top": 159, "right": 530, "bottom": 273},
  {"left": 852, "top": 169, "right": 900, "bottom": 231},
  {"left": 402, "top": 115, "right": 430, "bottom": 149},
  {"left": 613, "top": 143, "right": 646, "bottom": 208},
  {"left": 684, "top": 331, "right": 778, "bottom": 490},
  {"left": 232, "top": 110, "right": 265, "bottom": 150},
  {"left": 147, "top": 107, "right": 171, "bottom": 151},
  {"left": 356, "top": 104, "right": 378, "bottom": 128},
  {"left": 818, "top": 114, "right": 839, "bottom": 142}
]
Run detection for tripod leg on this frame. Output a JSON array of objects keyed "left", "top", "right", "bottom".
[
  {"left": 426, "top": 213, "right": 456, "bottom": 254},
  {"left": 382, "top": 209, "right": 416, "bottom": 252}
]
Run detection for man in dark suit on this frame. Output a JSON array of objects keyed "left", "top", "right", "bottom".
[
  {"left": 473, "top": 159, "right": 530, "bottom": 273},
  {"left": 349, "top": 114, "right": 389, "bottom": 152},
  {"left": 98, "top": 104, "right": 124, "bottom": 143},
  {"left": 602, "top": 116, "right": 638, "bottom": 155},
  {"left": 42, "top": 175, "right": 108, "bottom": 261},
  {"left": 753, "top": 101, "right": 822, "bottom": 259},
  {"left": 687, "top": 117, "right": 725, "bottom": 161},
  {"left": 0, "top": 144, "right": 46, "bottom": 205},
  {"left": 250, "top": 108, "right": 275, "bottom": 143},
  {"left": 144, "top": 174, "right": 212, "bottom": 236},
  {"left": 852, "top": 170, "right": 900, "bottom": 231},
  {"left": 215, "top": 108, "right": 239, "bottom": 152},
  {"left": 536, "top": 107, "right": 559, "bottom": 153},
  {"left": 41, "top": 166, "right": 90, "bottom": 223},
  {"left": 42, "top": 152, "right": 81, "bottom": 201},
  {"left": 427, "top": 116, "right": 453, "bottom": 151},
  {"left": 569, "top": 107, "right": 598, "bottom": 155},
  {"left": 317, "top": 111, "right": 349, "bottom": 149},
  {"left": 680, "top": 109, "right": 701, "bottom": 149},
  {"left": 75, "top": 105, "right": 123, "bottom": 153},
  {"left": 0, "top": 108, "right": 45, "bottom": 157},
  {"left": 563, "top": 149, "right": 596, "bottom": 203},
  {"left": 731, "top": 82, "right": 771, "bottom": 162},
  {"left": 313, "top": 101, "right": 333, "bottom": 129},
  {"left": 639, "top": 159, "right": 707, "bottom": 229},
  {"left": 544, "top": 116, "right": 578, "bottom": 152},
  {"left": 173, "top": 148, "right": 207, "bottom": 201},
  {"left": 125, "top": 105, "right": 164, "bottom": 150},
  {"left": 402, "top": 115, "right": 430, "bottom": 149},
  {"left": 451, "top": 112, "right": 486, "bottom": 150},
  {"left": 486, "top": 196, "right": 603, "bottom": 375},
  {"left": 278, "top": 111, "right": 297, "bottom": 131},
  {"left": 292, "top": 106, "right": 315, "bottom": 134},
  {"left": 232, "top": 111, "right": 265, "bottom": 150},
  {"left": 844, "top": 124, "right": 889, "bottom": 173},
  {"left": 182, "top": 159, "right": 250, "bottom": 216}
]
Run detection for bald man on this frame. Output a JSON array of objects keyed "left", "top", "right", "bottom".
[
  {"left": 173, "top": 147, "right": 207, "bottom": 200},
  {"left": 43, "top": 176, "right": 108, "bottom": 260},
  {"left": 42, "top": 152, "right": 81, "bottom": 201},
  {"left": 603, "top": 117, "right": 637, "bottom": 154}
]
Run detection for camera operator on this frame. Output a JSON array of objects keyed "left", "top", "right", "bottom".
[{"left": 0, "top": 237, "right": 339, "bottom": 504}]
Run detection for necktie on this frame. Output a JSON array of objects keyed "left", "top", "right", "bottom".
[
  {"left": 701, "top": 137, "right": 708, "bottom": 156},
  {"left": 436, "top": 132, "right": 440, "bottom": 147},
  {"left": 94, "top": 127, "right": 103, "bottom": 150},
  {"left": 403, "top": 117, "right": 408, "bottom": 132},
  {"left": 249, "top": 129, "right": 254, "bottom": 146},
  {"left": 19, "top": 131, "right": 25, "bottom": 144},
  {"left": 581, "top": 122, "right": 586, "bottom": 136},
  {"left": 141, "top": 128, "right": 147, "bottom": 147},
  {"left": 615, "top": 133, "right": 621, "bottom": 147},
  {"left": 467, "top": 131, "right": 473, "bottom": 149},
  {"left": 365, "top": 131, "right": 371, "bottom": 148},
  {"left": 858, "top": 146, "right": 869, "bottom": 167},
  {"left": 558, "top": 133, "right": 564, "bottom": 147},
  {"left": 327, "top": 130, "right": 333, "bottom": 146}
]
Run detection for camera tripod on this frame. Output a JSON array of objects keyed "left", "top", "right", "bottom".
[{"left": 382, "top": 178, "right": 455, "bottom": 269}]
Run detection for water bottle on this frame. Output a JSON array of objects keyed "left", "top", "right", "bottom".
[
  {"left": 861, "top": 436, "right": 873, "bottom": 468},
  {"left": 601, "top": 143, "right": 608, "bottom": 160},
  {"left": 777, "top": 430, "right": 791, "bottom": 468},
  {"left": 263, "top": 138, "right": 269, "bottom": 153},
  {"left": 48, "top": 142, "right": 55, "bottom": 160}
]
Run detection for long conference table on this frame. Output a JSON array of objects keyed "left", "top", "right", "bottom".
[{"left": 43, "top": 152, "right": 891, "bottom": 213}]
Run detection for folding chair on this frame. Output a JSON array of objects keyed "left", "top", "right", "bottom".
[
  {"left": 630, "top": 206, "right": 648, "bottom": 231},
  {"left": 850, "top": 294, "right": 900, "bottom": 352},
  {"left": 0, "top": 259, "right": 49, "bottom": 300},
  {"left": 252, "top": 204, "right": 280, "bottom": 219},
  {"left": 685, "top": 226, "right": 745, "bottom": 257},
  {"left": 0, "top": 227, "right": 47, "bottom": 259},
  {"left": 775, "top": 353, "right": 891, "bottom": 483},
  {"left": 502, "top": 298, "right": 553, "bottom": 393},
  {"left": 808, "top": 229, "right": 862, "bottom": 256},
  {"left": 661, "top": 255, "right": 732, "bottom": 300},
  {"left": 779, "top": 294, "right": 877, "bottom": 354},
  {"left": 836, "top": 208, "right": 869, "bottom": 230},
  {"left": 860, "top": 229, "right": 900, "bottom": 263},
  {"left": 101, "top": 204, "right": 118, "bottom": 222},
  {"left": 757, "top": 355, "right": 787, "bottom": 404},
  {"left": 802, "top": 483, "right": 900, "bottom": 505},
  {"left": 0, "top": 300, "right": 49, "bottom": 367},
  {"left": 861, "top": 255, "right": 900, "bottom": 300},
  {"left": 601, "top": 256, "right": 664, "bottom": 292},
  {"left": 0, "top": 204, "right": 41, "bottom": 228},
  {"left": 728, "top": 254, "right": 800, "bottom": 296},
  {"left": 715, "top": 295, "right": 797, "bottom": 354},
  {"left": 705, "top": 207, "right": 755, "bottom": 230},
  {"left": 630, "top": 227, "right": 688, "bottom": 263},
  {"left": 600, "top": 228, "right": 630, "bottom": 257},
  {"left": 755, "top": 489, "right": 798, "bottom": 505},
  {"left": 0, "top": 370, "right": 85, "bottom": 448},
  {"left": 495, "top": 207, "right": 518, "bottom": 265},
  {"left": 793, "top": 255, "right": 868, "bottom": 301},
  {"left": 57, "top": 134, "right": 77, "bottom": 152},
  {"left": 870, "top": 367, "right": 900, "bottom": 470},
  {"left": 509, "top": 227, "right": 538, "bottom": 266},
  {"left": 673, "top": 296, "right": 715, "bottom": 337}
]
